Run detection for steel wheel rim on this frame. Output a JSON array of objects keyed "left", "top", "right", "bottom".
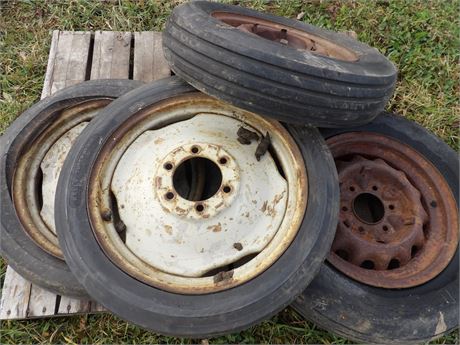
[
  {"left": 327, "top": 132, "right": 458, "bottom": 288},
  {"left": 212, "top": 12, "right": 359, "bottom": 61},
  {"left": 12, "top": 99, "right": 111, "bottom": 258},
  {"left": 88, "top": 93, "right": 308, "bottom": 294}
]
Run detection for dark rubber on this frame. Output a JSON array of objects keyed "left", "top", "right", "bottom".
[
  {"left": 292, "top": 113, "right": 459, "bottom": 344},
  {"left": 163, "top": 1, "right": 397, "bottom": 127},
  {"left": 0, "top": 79, "right": 143, "bottom": 297},
  {"left": 55, "top": 76, "right": 339, "bottom": 337}
]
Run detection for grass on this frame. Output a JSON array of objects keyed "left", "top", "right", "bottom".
[{"left": 0, "top": 0, "right": 459, "bottom": 343}]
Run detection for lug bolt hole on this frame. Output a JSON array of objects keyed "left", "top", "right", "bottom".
[
  {"left": 358, "top": 226, "right": 365, "bottom": 233},
  {"left": 163, "top": 162, "right": 173, "bottom": 171},
  {"left": 349, "top": 186, "right": 355, "bottom": 192},
  {"left": 360, "top": 260, "right": 375, "bottom": 270},
  {"left": 219, "top": 157, "right": 228, "bottom": 165},
  {"left": 372, "top": 185, "right": 378, "bottom": 191},
  {"left": 165, "top": 192, "right": 175, "bottom": 200},
  {"left": 342, "top": 206, "right": 348, "bottom": 212},
  {"left": 191, "top": 146, "right": 200, "bottom": 154},
  {"left": 388, "top": 259, "right": 400, "bottom": 270},
  {"left": 389, "top": 204, "right": 395, "bottom": 210},
  {"left": 335, "top": 249, "right": 349, "bottom": 261},
  {"left": 195, "top": 204, "right": 205, "bottom": 212},
  {"left": 223, "top": 185, "right": 231, "bottom": 193},
  {"left": 383, "top": 225, "right": 389, "bottom": 231}
]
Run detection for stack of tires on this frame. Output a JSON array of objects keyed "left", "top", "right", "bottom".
[{"left": 1, "top": 2, "right": 458, "bottom": 343}]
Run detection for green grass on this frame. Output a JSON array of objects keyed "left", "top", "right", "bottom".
[{"left": 0, "top": 0, "right": 459, "bottom": 343}]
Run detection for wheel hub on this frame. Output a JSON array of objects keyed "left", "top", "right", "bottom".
[
  {"left": 332, "top": 156, "right": 427, "bottom": 271},
  {"left": 111, "top": 114, "right": 288, "bottom": 277},
  {"left": 327, "top": 132, "right": 458, "bottom": 288},
  {"left": 89, "top": 94, "right": 308, "bottom": 293},
  {"left": 212, "top": 12, "right": 358, "bottom": 61}
]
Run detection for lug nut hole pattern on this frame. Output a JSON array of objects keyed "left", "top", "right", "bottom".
[
  {"left": 327, "top": 132, "right": 458, "bottom": 289},
  {"left": 87, "top": 94, "right": 307, "bottom": 294}
]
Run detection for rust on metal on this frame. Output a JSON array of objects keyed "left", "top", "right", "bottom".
[
  {"left": 12, "top": 99, "right": 112, "bottom": 259},
  {"left": 212, "top": 12, "right": 359, "bottom": 61},
  {"left": 327, "top": 132, "right": 459, "bottom": 288},
  {"left": 233, "top": 242, "right": 243, "bottom": 251},
  {"left": 255, "top": 131, "right": 271, "bottom": 161},
  {"left": 237, "top": 126, "right": 259, "bottom": 145},
  {"left": 213, "top": 270, "right": 234, "bottom": 283}
]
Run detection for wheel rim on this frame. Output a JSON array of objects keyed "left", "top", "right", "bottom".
[
  {"left": 12, "top": 99, "right": 111, "bottom": 258},
  {"left": 327, "top": 132, "right": 458, "bottom": 288},
  {"left": 212, "top": 12, "right": 359, "bottom": 62},
  {"left": 88, "top": 93, "right": 307, "bottom": 294}
]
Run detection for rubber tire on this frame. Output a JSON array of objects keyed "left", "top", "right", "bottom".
[
  {"left": 55, "top": 76, "right": 339, "bottom": 337},
  {"left": 162, "top": 1, "right": 397, "bottom": 127},
  {"left": 292, "top": 113, "right": 459, "bottom": 344},
  {"left": 0, "top": 79, "right": 143, "bottom": 297}
]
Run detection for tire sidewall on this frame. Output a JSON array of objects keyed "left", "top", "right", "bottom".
[
  {"left": 293, "top": 113, "right": 459, "bottom": 343},
  {"left": 0, "top": 79, "right": 143, "bottom": 297},
  {"left": 55, "top": 77, "right": 339, "bottom": 337}
]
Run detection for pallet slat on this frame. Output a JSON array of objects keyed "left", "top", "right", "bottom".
[
  {"left": 134, "top": 32, "right": 170, "bottom": 82},
  {"left": 1, "top": 29, "right": 171, "bottom": 320},
  {"left": 0, "top": 268, "right": 32, "bottom": 319},
  {"left": 91, "top": 31, "right": 132, "bottom": 79}
]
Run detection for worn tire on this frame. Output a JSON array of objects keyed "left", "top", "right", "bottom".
[
  {"left": 55, "top": 76, "right": 339, "bottom": 337},
  {"left": 0, "top": 79, "right": 143, "bottom": 297},
  {"left": 163, "top": 1, "right": 397, "bottom": 127},
  {"left": 292, "top": 113, "right": 459, "bottom": 344}
]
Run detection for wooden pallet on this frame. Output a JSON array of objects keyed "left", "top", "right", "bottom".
[{"left": 0, "top": 30, "right": 171, "bottom": 320}]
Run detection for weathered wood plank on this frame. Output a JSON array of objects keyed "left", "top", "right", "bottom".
[
  {"left": 0, "top": 268, "right": 32, "bottom": 319},
  {"left": 51, "top": 31, "right": 91, "bottom": 93},
  {"left": 26, "top": 286, "right": 57, "bottom": 318},
  {"left": 41, "top": 30, "right": 60, "bottom": 99},
  {"left": 133, "top": 31, "right": 170, "bottom": 82},
  {"left": 57, "top": 296, "right": 91, "bottom": 315},
  {"left": 91, "top": 31, "right": 131, "bottom": 79}
]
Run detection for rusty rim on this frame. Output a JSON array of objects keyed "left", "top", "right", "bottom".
[
  {"left": 12, "top": 99, "right": 111, "bottom": 259},
  {"left": 87, "top": 93, "right": 308, "bottom": 294},
  {"left": 327, "top": 132, "right": 458, "bottom": 288},
  {"left": 212, "top": 12, "right": 358, "bottom": 61}
]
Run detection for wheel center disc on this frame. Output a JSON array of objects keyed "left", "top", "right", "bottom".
[
  {"left": 90, "top": 94, "right": 308, "bottom": 293},
  {"left": 212, "top": 12, "right": 358, "bottom": 61},
  {"left": 327, "top": 132, "right": 458, "bottom": 288},
  {"left": 112, "top": 114, "right": 288, "bottom": 277}
]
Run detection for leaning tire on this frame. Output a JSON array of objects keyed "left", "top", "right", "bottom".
[
  {"left": 163, "top": 1, "right": 397, "bottom": 127},
  {"left": 292, "top": 113, "right": 459, "bottom": 343},
  {"left": 0, "top": 79, "right": 143, "bottom": 297},
  {"left": 55, "top": 76, "right": 339, "bottom": 337}
]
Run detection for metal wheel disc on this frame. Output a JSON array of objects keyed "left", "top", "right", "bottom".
[
  {"left": 327, "top": 132, "right": 458, "bottom": 288},
  {"left": 12, "top": 99, "right": 111, "bottom": 258},
  {"left": 88, "top": 93, "right": 308, "bottom": 294},
  {"left": 212, "top": 12, "right": 358, "bottom": 61}
]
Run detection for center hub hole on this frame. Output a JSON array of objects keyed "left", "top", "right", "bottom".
[
  {"left": 353, "top": 193, "right": 385, "bottom": 224},
  {"left": 172, "top": 157, "right": 222, "bottom": 201}
]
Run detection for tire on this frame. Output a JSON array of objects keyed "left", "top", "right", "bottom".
[
  {"left": 162, "top": 1, "right": 397, "bottom": 127},
  {"left": 0, "top": 79, "right": 143, "bottom": 297},
  {"left": 55, "top": 76, "right": 339, "bottom": 337},
  {"left": 292, "top": 113, "right": 459, "bottom": 344}
]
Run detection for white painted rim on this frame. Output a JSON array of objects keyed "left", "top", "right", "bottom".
[{"left": 89, "top": 94, "right": 307, "bottom": 294}]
